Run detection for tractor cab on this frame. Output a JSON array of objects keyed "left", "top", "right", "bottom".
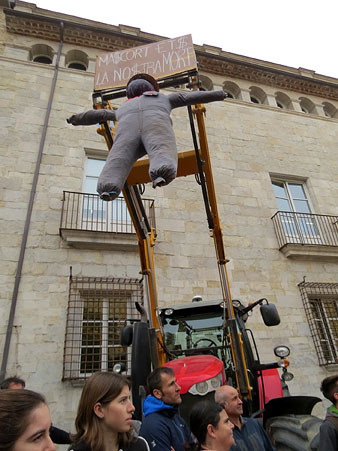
[{"left": 161, "top": 300, "right": 227, "bottom": 360}]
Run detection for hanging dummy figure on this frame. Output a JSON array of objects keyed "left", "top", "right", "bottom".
[{"left": 67, "top": 73, "right": 226, "bottom": 201}]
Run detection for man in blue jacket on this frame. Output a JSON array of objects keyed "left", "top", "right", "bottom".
[
  {"left": 139, "top": 366, "right": 194, "bottom": 451},
  {"left": 215, "top": 385, "right": 276, "bottom": 451}
]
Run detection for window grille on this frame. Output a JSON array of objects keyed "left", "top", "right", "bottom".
[
  {"left": 299, "top": 281, "right": 338, "bottom": 366},
  {"left": 63, "top": 273, "right": 143, "bottom": 380}
]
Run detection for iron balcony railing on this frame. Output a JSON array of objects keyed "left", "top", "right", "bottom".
[
  {"left": 60, "top": 191, "right": 156, "bottom": 234},
  {"left": 271, "top": 211, "right": 338, "bottom": 249}
]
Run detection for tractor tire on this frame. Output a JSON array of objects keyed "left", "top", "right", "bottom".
[{"left": 266, "top": 414, "right": 323, "bottom": 451}]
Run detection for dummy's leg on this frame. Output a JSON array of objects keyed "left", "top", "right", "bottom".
[
  {"left": 142, "top": 115, "right": 178, "bottom": 189},
  {"left": 97, "top": 132, "right": 144, "bottom": 201}
]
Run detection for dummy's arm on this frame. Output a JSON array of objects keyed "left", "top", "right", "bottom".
[
  {"left": 168, "top": 90, "right": 226, "bottom": 109},
  {"left": 66, "top": 109, "right": 116, "bottom": 126}
]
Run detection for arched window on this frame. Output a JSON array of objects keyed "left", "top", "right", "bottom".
[
  {"left": 223, "top": 81, "right": 241, "bottom": 100},
  {"left": 65, "top": 50, "right": 88, "bottom": 71},
  {"left": 29, "top": 44, "right": 54, "bottom": 64},
  {"left": 199, "top": 74, "right": 214, "bottom": 91},
  {"left": 322, "top": 102, "right": 337, "bottom": 118},
  {"left": 275, "top": 92, "right": 293, "bottom": 110},
  {"left": 299, "top": 97, "right": 316, "bottom": 114},
  {"left": 249, "top": 86, "right": 267, "bottom": 105}
]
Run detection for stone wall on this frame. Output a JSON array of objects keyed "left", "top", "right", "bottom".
[{"left": 1, "top": 3, "right": 338, "bottom": 440}]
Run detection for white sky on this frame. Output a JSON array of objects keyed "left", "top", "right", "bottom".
[{"left": 35, "top": 0, "right": 338, "bottom": 79}]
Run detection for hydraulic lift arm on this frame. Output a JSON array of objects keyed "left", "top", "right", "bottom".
[
  {"left": 187, "top": 102, "right": 252, "bottom": 401},
  {"left": 98, "top": 115, "right": 167, "bottom": 369},
  {"left": 93, "top": 78, "right": 252, "bottom": 399}
]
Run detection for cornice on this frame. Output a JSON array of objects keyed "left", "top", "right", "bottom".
[
  {"left": 196, "top": 54, "right": 338, "bottom": 101},
  {"left": 4, "top": 5, "right": 338, "bottom": 101},
  {"left": 4, "top": 8, "right": 155, "bottom": 51}
]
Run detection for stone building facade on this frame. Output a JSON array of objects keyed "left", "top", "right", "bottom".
[{"left": 1, "top": 0, "right": 338, "bottom": 445}]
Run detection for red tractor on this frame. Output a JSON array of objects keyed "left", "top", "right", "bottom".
[{"left": 70, "top": 38, "right": 323, "bottom": 449}]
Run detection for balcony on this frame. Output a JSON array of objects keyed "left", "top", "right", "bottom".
[
  {"left": 271, "top": 211, "right": 338, "bottom": 260},
  {"left": 60, "top": 191, "right": 156, "bottom": 250}
]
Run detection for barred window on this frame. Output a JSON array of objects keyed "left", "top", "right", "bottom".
[
  {"left": 63, "top": 275, "right": 143, "bottom": 380},
  {"left": 299, "top": 281, "right": 338, "bottom": 366}
]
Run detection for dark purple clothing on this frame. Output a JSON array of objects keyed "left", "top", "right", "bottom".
[{"left": 230, "top": 417, "right": 276, "bottom": 451}]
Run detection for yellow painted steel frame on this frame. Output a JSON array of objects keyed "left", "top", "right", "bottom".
[
  {"left": 97, "top": 114, "right": 166, "bottom": 367},
  {"left": 122, "top": 191, "right": 166, "bottom": 367},
  {"left": 192, "top": 104, "right": 252, "bottom": 401}
]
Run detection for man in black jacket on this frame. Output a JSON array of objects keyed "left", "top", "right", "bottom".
[
  {"left": 139, "top": 367, "right": 194, "bottom": 451},
  {"left": 319, "top": 375, "right": 338, "bottom": 451},
  {"left": 0, "top": 376, "right": 71, "bottom": 445}
]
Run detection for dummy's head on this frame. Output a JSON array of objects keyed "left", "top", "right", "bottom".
[{"left": 126, "top": 73, "right": 159, "bottom": 98}]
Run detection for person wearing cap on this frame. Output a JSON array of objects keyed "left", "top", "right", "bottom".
[{"left": 67, "top": 73, "right": 226, "bottom": 201}]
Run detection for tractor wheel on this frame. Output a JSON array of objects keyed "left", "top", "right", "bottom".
[{"left": 266, "top": 414, "right": 322, "bottom": 451}]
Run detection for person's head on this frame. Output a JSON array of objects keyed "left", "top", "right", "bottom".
[
  {"left": 320, "top": 375, "right": 338, "bottom": 406},
  {"left": 72, "top": 372, "right": 135, "bottom": 451},
  {"left": 215, "top": 385, "right": 243, "bottom": 419},
  {"left": 189, "top": 400, "right": 234, "bottom": 451},
  {"left": 0, "top": 389, "right": 55, "bottom": 451},
  {"left": 147, "top": 366, "right": 182, "bottom": 405},
  {"left": 126, "top": 73, "right": 159, "bottom": 99},
  {"left": 0, "top": 376, "right": 26, "bottom": 390}
]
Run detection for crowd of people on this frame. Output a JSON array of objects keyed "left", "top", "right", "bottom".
[{"left": 0, "top": 371, "right": 336, "bottom": 451}]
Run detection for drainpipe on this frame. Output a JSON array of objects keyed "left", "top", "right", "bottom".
[{"left": 0, "top": 22, "right": 65, "bottom": 381}]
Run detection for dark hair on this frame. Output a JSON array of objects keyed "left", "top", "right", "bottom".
[
  {"left": 147, "top": 367, "right": 174, "bottom": 395},
  {"left": 320, "top": 375, "right": 338, "bottom": 404},
  {"left": 71, "top": 372, "right": 133, "bottom": 451},
  {"left": 0, "top": 376, "right": 26, "bottom": 390},
  {"left": 189, "top": 400, "right": 223, "bottom": 449},
  {"left": 0, "top": 389, "right": 46, "bottom": 451}
]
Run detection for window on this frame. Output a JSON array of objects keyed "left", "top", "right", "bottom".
[
  {"left": 224, "top": 91, "right": 234, "bottom": 99},
  {"left": 249, "top": 86, "right": 267, "bottom": 105},
  {"left": 199, "top": 75, "right": 214, "bottom": 91},
  {"left": 65, "top": 50, "right": 88, "bottom": 71},
  {"left": 68, "top": 62, "right": 87, "bottom": 71},
  {"left": 34, "top": 56, "right": 52, "bottom": 64},
  {"left": 299, "top": 97, "right": 316, "bottom": 114},
  {"left": 299, "top": 282, "right": 338, "bottom": 366},
  {"left": 29, "top": 44, "right": 54, "bottom": 64},
  {"left": 60, "top": 158, "right": 156, "bottom": 243},
  {"left": 223, "top": 81, "right": 241, "bottom": 100},
  {"left": 275, "top": 92, "right": 293, "bottom": 110},
  {"left": 272, "top": 180, "right": 320, "bottom": 244},
  {"left": 63, "top": 275, "right": 143, "bottom": 380},
  {"left": 83, "top": 158, "right": 132, "bottom": 232},
  {"left": 323, "top": 102, "right": 338, "bottom": 118},
  {"left": 84, "top": 158, "right": 105, "bottom": 194}
]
